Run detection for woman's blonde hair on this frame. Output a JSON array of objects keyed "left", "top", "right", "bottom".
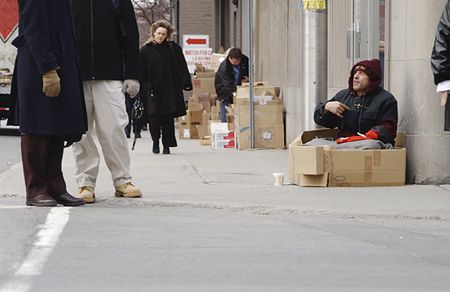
[{"left": 146, "top": 20, "right": 174, "bottom": 43}]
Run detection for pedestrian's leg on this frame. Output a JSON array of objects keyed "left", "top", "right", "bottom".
[
  {"left": 21, "top": 134, "right": 56, "bottom": 206},
  {"left": 149, "top": 115, "right": 162, "bottom": 154},
  {"left": 161, "top": 115, "right": 177, "bottom": 148},
  {"left": 47, "top": 136, "right": 85, "bottom": 206},
  {"left": 91, "top": 80, "right": 134, "bottom": 188},
  {"left": 72, "top": 81, "right": 101, "bottom": 189},
  {"left": 220, "top": 101, "right": 228, "bottom": 123}
]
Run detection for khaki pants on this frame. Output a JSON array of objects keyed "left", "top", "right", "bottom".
[{"left": 73, "top": 80, "right": 131, "bottom": 188}]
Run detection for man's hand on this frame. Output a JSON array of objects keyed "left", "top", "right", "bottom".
[
  {"left": 324, "top": 101, "right": 350, "bottom": 118},
  {"left": 440, "top": 91, "right": 448, "bottom": 107},
  {"left": 122, "top": 79, "right": 140, "bottom": 98},
  {"left": 42, "top": 69, "right": 60, "bottom": 97}
]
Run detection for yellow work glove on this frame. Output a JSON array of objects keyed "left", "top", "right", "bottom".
[{"left": 42, "top": 69, "right": 61, "bottom": 97}]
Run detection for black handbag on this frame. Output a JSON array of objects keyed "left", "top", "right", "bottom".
[{"left": 131, "top": 95, "right": 144, "bottom": 150}]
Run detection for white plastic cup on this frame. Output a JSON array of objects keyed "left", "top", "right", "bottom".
[{"left": 273, "top": 173, "right": 285, "bottom": 186}]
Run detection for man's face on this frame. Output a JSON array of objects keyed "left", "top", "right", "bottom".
[
  {"left": 352, "top": 65, "right": 369, "bottom": 95},
  {"left": 229, "top": 57, "right": 241, "bottom": 66}
]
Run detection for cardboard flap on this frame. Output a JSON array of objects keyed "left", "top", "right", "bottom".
[
  {"left": 294, "top": 146, "right": 325, "bottom": 175},
  {"left": 301, "top": 128, "right": 339, "bottom": 144}
]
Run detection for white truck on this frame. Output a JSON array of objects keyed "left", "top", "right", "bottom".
[{"left": 0, "top": 0, "right": 18, "bottom": 123}]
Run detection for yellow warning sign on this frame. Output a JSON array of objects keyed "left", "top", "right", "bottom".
[{"left": 302, "top": 0, "right": 326, "bottom": 10}]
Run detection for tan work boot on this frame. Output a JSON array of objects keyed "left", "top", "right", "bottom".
[
  {"left": 78, "top": 186, "right": 95, "bottom": 203},
  {"left": 115, "top": 182, "right": 142, "bottom": 198}
]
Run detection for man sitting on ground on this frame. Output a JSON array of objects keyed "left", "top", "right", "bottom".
[{"left": 311, "top": 59, "right": 398, "bottom": 149}]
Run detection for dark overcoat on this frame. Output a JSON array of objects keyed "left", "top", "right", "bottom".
[
  {"left": 431, "top": 0, "right": 450, "bottom": 130},
  {"left": 139, "top": 41, "right": 191, "bottom": 118},
  {"left": 8, "top": 0, "right": 87, "bottom": 137}
]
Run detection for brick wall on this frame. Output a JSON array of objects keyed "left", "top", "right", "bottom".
[{"left": 179, "top": 0, "right": 218, "bottom": 51}]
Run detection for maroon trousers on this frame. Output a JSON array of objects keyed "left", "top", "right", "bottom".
[{"left": 21, "top": 135, "right": 67, "bottom": 200}]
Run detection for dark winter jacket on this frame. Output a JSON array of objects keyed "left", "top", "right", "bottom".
[
  {"left": 214, "top": 55, "right": 249, "bottom": 103},
  {"left": 431, "top": 1, "right": 450, "bottom": 131},
  {"left": 71, "top": 0, "right": 139, "bottom": 81},
  {"left": 139, "top": 41, "right": 192, "bottom": 118},
  {"left": 314, "top": 59, "right": 398, "bottom": 145},
  {"left": 432, "top": 0, "right": 450, "bottom": 85},
  {"left": 8, "top": 0, "right": 87, "bottom": 138}
]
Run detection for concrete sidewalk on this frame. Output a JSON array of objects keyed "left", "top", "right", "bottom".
[{"left": 1, "top": 134, "right": 450, "bottom": 220}]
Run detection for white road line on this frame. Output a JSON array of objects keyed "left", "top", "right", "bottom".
[
  {"left": 0, "top": 207, "right": 71, "bottom": 292},
  {"left": 0, "top": 206, "right": 30, "bottom": 209}
]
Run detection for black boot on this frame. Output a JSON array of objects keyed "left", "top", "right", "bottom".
[
  {"left": 163, "top": 146, "right": 170, "bottom": 154},
  {"left": 53, "top": 192, "right": 85, "bottom": 206},
  {"left": 152, "top": 141, "right": 160, "bottom": 154}
]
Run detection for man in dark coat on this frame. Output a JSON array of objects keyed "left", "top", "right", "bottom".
[
  {"left": 8, "top": 0, "right": 87, "bottom": 207},
  {"left": 71, "top": 0, "right": 142, "bottom": 203},
  {"left": 313, "top": 59, "right": 398, "bottom": 147},
  {"left": 431, "top": 0, "right": 450, "bottom": 131},
  {"left": 214, "top": 48, "right": 249, "bottom": 122}
]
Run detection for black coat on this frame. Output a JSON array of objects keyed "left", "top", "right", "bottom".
[
  {"left": 314, "top": 88, "right": 398, "bottom": 145},
  {"left": 214, "top": 55, "right": 249, "bottom": 103},
  {"left": 431, "top": 0, "right": 450, "bottom": 130},
  {"left": 8, "top": 0, "right": 87, "bottom": 137},
  {"left": 432, "top": 0, "right": 450, "bottom": 85},
  {"left": 139, "top": 41, "right": 191, "bottom": 118},
  {"left": 71, "top": 0, "right": 139, "bottom": 81}
]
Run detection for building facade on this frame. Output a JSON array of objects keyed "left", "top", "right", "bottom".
[{"left": 173, "top": 0, "right": 450, "bottom": 184}]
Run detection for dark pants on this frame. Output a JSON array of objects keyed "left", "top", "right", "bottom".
[
  {"left": 21, "top": 135, "right": 67, "bottom": 200},
  {"left": 149, "top": 114, "right": 177, "bottom": 147}
]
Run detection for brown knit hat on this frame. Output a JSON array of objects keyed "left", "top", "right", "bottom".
[{"left": 348, "top": 59, "right": 382, "bottom": 95}]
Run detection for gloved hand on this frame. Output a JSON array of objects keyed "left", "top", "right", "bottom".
[
  {"left": 122, "top": 79, "right": 140, "bottom": 98},
  {"left": 42, "top": 69, "right": 60, "bottom": 97},
  {"left": 336, "top": 129, "right": 379, "bottom": 144}
]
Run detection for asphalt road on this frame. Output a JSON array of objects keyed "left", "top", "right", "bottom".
[{"left": 1, "top": 202, "right": 450, "bottom": 292}]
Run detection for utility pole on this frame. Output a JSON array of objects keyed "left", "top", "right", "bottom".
[{"left": 300, "top": 0, "right": 328, "bottom": 132}]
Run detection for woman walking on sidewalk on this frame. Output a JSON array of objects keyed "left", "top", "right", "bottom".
[{"left": 139, "top": 20, "right": 192, "bottom": 155}]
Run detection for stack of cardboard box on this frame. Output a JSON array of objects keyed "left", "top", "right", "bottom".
[
  {"left": 178, "top": 102, "right": 202, "bottom": 140},
  {"left": 233, "top": 83, "right": 285, "bottom": 150},
  {"left": 178, "top": 67, "right": 217, "bottom": 141}
]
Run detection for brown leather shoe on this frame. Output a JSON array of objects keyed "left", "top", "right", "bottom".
[
  {"left": 26, "top": 194, "right": 57, "bottom": 207},
  {"left": 54, "top": 192, "right": 85, "bottom": 206}
]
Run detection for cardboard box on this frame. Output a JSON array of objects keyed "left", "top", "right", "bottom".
[
  {"left": 188, "top": 101, "right": 203, "bottom": 112},
  {"left": 236, "top": 84, "right": 280, "bottom": 99},
  {"left": 192, "top": 77, "right": 216, "bottom": 96},
  {"left": 196, "top": 71, "right": 215, "bottom": 78},
  {"left": 178, "top": 113, "right": 200, "bottom": 139},
  {"left": 178, "top": 123, "right": 190, "bottom": 139},
  {"left": 210, "top": 123, "right": 235, "bottom": 150},
  {"left": 200, "top": 136, "right": 211, "bottom": 146},
  {"left": 233, "top": 100, "right": 284, "bottom": 126},
  {"left": 196, "top": 124, "right": 209, "bottom": 139},
  {"left": 210, "top": 53, "right": 226, "bottom": 71},
  {"left": 190, "top": 111, "right": 202, "bottom": 125},
  {"left": 288, "top": 129, "right": 406, "bottom": 187},
  {"left": 236, "top": 124, "right": 284, "bottom": 150}
]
